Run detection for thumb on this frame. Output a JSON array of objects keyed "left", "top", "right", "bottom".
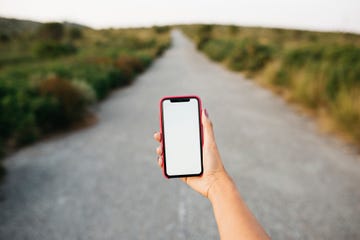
[{"left": 202, "top": 109, "right": 216, "bottom": 146}]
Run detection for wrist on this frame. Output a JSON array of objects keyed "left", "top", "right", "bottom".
[{"left": 207, "top": 171, "right": 236, "bottom": 203}]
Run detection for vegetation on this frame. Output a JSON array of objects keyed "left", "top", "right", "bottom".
[
  {"left": 182, "top": 24, "right": 360, "bottom": 145},
  {"left": 0, "top": 19, "right": 170, "bottom": 163}
]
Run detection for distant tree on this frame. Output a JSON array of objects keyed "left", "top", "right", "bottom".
[{"left": 37, "top": 22, "right": 64, "bottom": 41}]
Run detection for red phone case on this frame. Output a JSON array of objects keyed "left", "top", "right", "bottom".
[{"left": 159, "top": 95, "right": 204, "bottom": 179}]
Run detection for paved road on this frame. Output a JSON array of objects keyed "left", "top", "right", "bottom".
[{"left": 1, "top": 30, "right": 360, "bottom": 240}]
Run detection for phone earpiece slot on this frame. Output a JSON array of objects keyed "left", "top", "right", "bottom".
[{"left": 170, "top": 98, "right": 190, "bottom": 103}]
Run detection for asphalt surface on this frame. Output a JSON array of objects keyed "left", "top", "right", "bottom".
[{"left": 1, "top": 30, "right": 360, "bottom": 240}]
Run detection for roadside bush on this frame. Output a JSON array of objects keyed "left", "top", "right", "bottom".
[
  {"left": 0, "top": 25, "right": 171, "bottom": 159},
  {"left": 155, "top": 42, "right": 170, "bottom": 56},
  {"left": 31, "top": 95, "right": 61, "bottom": 132},
  {"left": 198, "top": 24, "right": 214, "bottom": 35},
  {"left": 153, "top": 25, "right": 170, "bottom": 34},
  {"left": 0, "top": 90, "right": 40, "bottom": 145},
  {"left": 125, "top": 36, "right": 157, "bottom": 50},
  {"left": 202, "top": 39, "right": 234, "bottom": 62},
  {"left": 331, "top": 89, "right": 360, "bottom": 141},
  {"left": 37, "top": 76, "right": 89, "bottom": 126},
  {"left": 279, "top": 44, "right": 360, "bottom": 101},
  {"left": 229, "top": 39, "right": 273, "bottom": 72},
  {"left": 196, "top": 25, "right": 214, "bottom": 50},
  {"left": 110, "top": 55, "right": 146, "bottom": 87},
  {"left": 34, "top": 42, "right": 77, "bottom": 58},
  {"left": 116, "top": 55, "right": 145, "bottom": 74},
  {"left": 71, "top": 79, "right": 96, "bottom": 104},
  {"left": 85, "top": 76, "right": 110, "bottom": 100},
  {"left": 13, "top": 112, "right": 39, "bottom": 145},
  {"left": 183, "top": 24, "right": 360, "bottom": 145},
  {"left": 51, "top": 63, "right": 111, "bottom": 100},
  {"left": 138, "top": 53, "right": 153, "bottom": 68},
  {"left": 197, "top": 35, "right": 210, "bottom": 50}
]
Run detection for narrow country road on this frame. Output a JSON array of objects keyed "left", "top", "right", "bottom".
[{"left": 1, "top": 30, "right": 360, "bottom": 240}]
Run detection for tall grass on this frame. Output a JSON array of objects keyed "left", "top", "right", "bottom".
[
  {"left": 0, "top": 23, "right": 170, "bottom": 160},
  {"left": 182, "top": 24, "right": 360, "bottom": 145}
]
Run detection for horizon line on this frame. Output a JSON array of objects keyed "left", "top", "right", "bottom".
[{"left": 1, "top": 15, "right": 360, "bottom": 35}]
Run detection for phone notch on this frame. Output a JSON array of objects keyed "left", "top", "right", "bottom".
[{"left": 170, "top": 97, "right": 190, "bottom": 103}]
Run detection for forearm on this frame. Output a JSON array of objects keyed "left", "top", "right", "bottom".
[{"left": 209, "top": 174, "right": 270, "bottom": 240}]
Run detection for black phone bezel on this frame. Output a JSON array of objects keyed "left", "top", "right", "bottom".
[{"left": 160, "top": 96, "right": 203, "bottom": 178}]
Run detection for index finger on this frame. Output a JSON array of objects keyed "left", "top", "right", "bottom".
[{"left": 153, "top": 131, "right": 161, "bottom": 142}]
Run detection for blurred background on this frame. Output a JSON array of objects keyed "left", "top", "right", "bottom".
[{"left": 0, "top": 0, "right": 360, "bottom": 239}]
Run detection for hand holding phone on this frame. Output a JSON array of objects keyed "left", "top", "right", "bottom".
[
  {"left": 160, "top": 96, "right": 203, "bottom": 178},
  {"left": 155, "top": 107, "right": 271, "bottom": 239}
]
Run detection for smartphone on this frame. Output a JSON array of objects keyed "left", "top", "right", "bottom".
[{"left": 160, "top": 96, "right": 203, "bottom": 178}]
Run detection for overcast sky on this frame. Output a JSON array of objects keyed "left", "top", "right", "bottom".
[{"left": 1, "top": 0, "right": 360, "bottom": 33}]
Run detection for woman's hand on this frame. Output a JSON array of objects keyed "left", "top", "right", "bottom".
[
  {"left": 154, "top": 109, "right": 270, "bottom": 239},
  {"left": 153, "top": 109, "right": 229, "bottom": 198}
]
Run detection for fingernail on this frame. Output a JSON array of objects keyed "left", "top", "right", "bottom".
[{"left": 204, "top": 108, "right": 209, "bottom": 118}]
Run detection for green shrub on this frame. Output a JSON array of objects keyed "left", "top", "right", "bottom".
[
  {"left": 125, "top": 36, "right": 157, "bottom": 50},
  {"left": 37, "top": 76, "right": 89, "bottom": 126},
  {"left": 197, "top": 35, "right": 210, "bottom": 50},
  {"left": 0, "top": 90, "right": 40, "bottom": 145},
  {"left": 273, "top": 68, "right": 290, "bottom": 87},
  {"left": 0, "top": 26, "right": 171, "bottom": 159},
  {"left": 196, "top": 25, "right": 214, "bottom": 50},
  {"left": 51, "top": 63, "right": 111, "bottom": 99},
  {"left": 155, "top": 42, "right": 170, "bottom": 56},
  {"left": 14, "top": 113, "right": 39, "bottom": 145},
  {"left": 107, "top": 69, "right": 132, "bottom": 87},
  {"left": 229, "top": 39, "right": 273, "bottom": 72},
  {"left": 34, "top": 42, "right": 77, "bottom": 58},
  {"left": 280, "top": 44, "right": 360, "bottom": 100},
  {"left": 153, "top": 25, "right": 170, "bottom": 34},
  {"left": 71, "top": 79, "right": 96, "bottom": 104},
  {"left": 138, "top": 53, "right": 154, "bottom": 68},
  {"left": 88, "top": 77, "right": 111, "bottom": 100},
  {"left": 31, "top": 95, "right": 61, "bottom": 132},
  {"left": 202, "top": 39, "right": 234, "bottom": 62},
  {"left": 198, "top": 24, "right": 214, "bottom": 35},
  {"left": 116, "top": 55, "right": 144, "bottom": 73},
  {"left": 284, "top": 46, "right": 323, "bottom": 67},
  {"left": 182, "top": 24, "right": 360, "bottom": 145}
]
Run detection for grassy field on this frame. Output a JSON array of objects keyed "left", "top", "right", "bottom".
[
  {"left": 182, "top": 24, "right": 360, "bottom": 146},
  {"left": 0, "top": 20, "right": 170, "bottom": 161}
]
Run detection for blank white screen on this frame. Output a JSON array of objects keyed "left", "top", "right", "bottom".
[{"left": 163, "top": 99, "right": 202, "bottom": 176}]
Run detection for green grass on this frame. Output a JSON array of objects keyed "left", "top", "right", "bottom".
[
  {"left": 182, "top": 24, "right": 360, "bottom": 145},
  {"left": 0, "top": 23, "right": 170, "bottom": 159}
]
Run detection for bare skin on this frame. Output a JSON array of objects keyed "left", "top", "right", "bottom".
[{"left": 154, "top": 109, "right": 270, "bottom": 240}]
